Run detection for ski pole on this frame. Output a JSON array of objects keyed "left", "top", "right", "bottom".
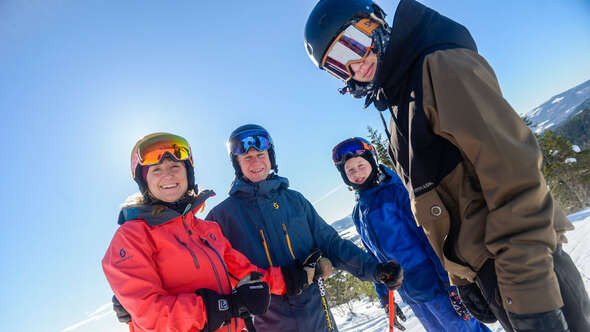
[
  {"left": 128, "top": 322, "right": 135, "bottom": 332},
  {"left": 389, "top": 290, "right": 395, "bottom": 332},
  {"left": 316, "top": 277, "right": 334, "bottom": 331}
]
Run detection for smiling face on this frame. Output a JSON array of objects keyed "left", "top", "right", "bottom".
[
  {"left": 349, "top": 51, "right": 378, "bottom": 83},
  {"left": 237, "top": 148, "right": 271, "bottom": 183},
  {"left": 146, "top": 158, "right": 188, "bottom": 202},
  {"left": 344, "top": 156, "right": 373, "bottom": 185}
]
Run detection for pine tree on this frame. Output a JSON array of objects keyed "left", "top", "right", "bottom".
[{"left": 367, "top": 126, "right": 394, "bottom": 168}]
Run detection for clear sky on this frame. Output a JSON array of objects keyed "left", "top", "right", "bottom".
[{"left": 1, "top": 1, "right": 589, "bottom": 331}]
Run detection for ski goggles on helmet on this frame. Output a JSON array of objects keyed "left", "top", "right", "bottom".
[
  {"left": 322, "top": 18, "right": 380, "bottom": 81},
  {"left": 227, "top": 129, "right": 272, "bottom": 156},
  {"left": 131, "top": 133, "right": 193, "bottom": 178},
  {"left": 332, "top": 137, "right": 376, "bottom": 165}
]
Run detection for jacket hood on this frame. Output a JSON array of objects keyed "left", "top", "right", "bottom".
[
  {"left": 355, "top": 165, "right": 404, "bottom": 200},
  {"left": 375, "top": 0, "right": 477, "bottom": 101},
  {"left": 229, "top": 174, "right": 289, "bottom": 198},
  {"left": 117, "top": 189, "right": 215, "bottom": 226}
]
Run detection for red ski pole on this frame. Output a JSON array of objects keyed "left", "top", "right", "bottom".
[
  {"left": 128, "top": 322, "right": 135, "bottom": 332},
  {"left": 389, "top": 290, "right": 395, "bottom": 332}
]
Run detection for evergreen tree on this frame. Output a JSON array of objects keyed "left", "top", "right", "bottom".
[{"left": 367, "top": 126, "right": 394, "bottom": 168}]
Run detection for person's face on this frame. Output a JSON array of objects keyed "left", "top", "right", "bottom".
[
  {"left": 349, "top": 51, "right": 378, "bottom": 83},
  {"left": 237, "top": 149, "right": 271, "bottom": 183},
  {"left": 146, "top": 158, "right": 188, "bottom": 202},
  {"left": 344, "top": 156, "right": 373, "bottom": 185}
]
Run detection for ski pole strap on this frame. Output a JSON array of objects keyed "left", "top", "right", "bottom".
[
  {"left": 316, "top": 278, "right": 334, "bottom": 330},
  {"left": 389, "top": 290, "right": 395, "bottom": 332},
  {"left": 241, "top": 313, "right": 257, "bottom": 332}
]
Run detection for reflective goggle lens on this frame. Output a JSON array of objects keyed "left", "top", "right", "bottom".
[
  {"left": 228, "top": 130, "right": 272, "bottom": 156},
  {"left": 321, "top": 19, "right": 379, "bottom": 81},
  {"left": 332, "top": 138, "right": 375, "bottom": 164},
  {"left": 131, "top": 134, "right": 192, "bottom": 177}
]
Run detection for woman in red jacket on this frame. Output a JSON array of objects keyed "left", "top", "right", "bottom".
[{"left": 103, "top": 132, "right": 310, "bottom": 332}]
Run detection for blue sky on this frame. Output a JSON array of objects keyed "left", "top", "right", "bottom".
[{"left": 1, "top": 1, "right": 588, "bottom": 331}]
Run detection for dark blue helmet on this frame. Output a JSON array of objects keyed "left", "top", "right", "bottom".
[{"left": 227, "top": 124, "right": 278, "bottom": 177}]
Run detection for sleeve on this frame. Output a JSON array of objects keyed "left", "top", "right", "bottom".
[
  {"left": 424, "top": 48, "right": 562, "bottom": 313},
  {"left": 299, "top": 193, "right": 379, "bottom": 282},
  {"left": 102, "top": 222, "right": 207, "bottom": 332},
  {"left": 213, "top": 223, "right": 287, "bottom": 296}
]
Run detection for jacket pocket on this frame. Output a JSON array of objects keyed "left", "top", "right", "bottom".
[{"left": 411, "top": 189, "right": 476, "bottom": 283}]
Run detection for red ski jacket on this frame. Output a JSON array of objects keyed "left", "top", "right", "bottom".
[{"left": 102, "top": 193, "right": 286, "bottom": 332}]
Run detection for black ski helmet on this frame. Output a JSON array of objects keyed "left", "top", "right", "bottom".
[
  {"left": 332, "top": 137, "right": 380, "bottom": 189},
  {"left": 304, "top": 0, "right": 387, "bottom": 70},
  {"left": 130, "top": 132, "right": 196, "bottom": 195},
  {"left": 227, "top": 124, "right": 278, "bottom": 177}
]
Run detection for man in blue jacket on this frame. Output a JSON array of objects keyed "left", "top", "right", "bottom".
[
  {"left": 205, "top": 124, "right": 404, "bottom": 332},
  {"left": 331, "top": 137, "right": 491, "bottom": 332}
]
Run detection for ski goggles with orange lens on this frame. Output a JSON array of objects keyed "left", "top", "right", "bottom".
[
  {"left": 227, "top": 129, "right": 272, "bottom": 156},
  {"left": 131, "top": 133, "right": 193, "bottom": 178},
  {"left": 322, "top": 19, "right": 380, "bottom": 81},
  {"left": 332, "top": 137, "right": 376, "bottom": 165}
]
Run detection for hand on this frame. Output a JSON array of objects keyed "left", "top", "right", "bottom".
[
  {"left": 384, "top": 302, "right": 406, "bottom": 331},
  {"left": 508, "top": 309, "right": 569, "bottom": 332},
  {"left": 301, "top": 248, "right": 333, "bottom": 282},
  {"left": 282, "top": 249, "right": 331, "bottom": 296},
  {"left": 456, "top": 283, "right": 497, "bottom": 323},
  {"left": 112, "top": 295, "right": 131, "bottom": 324},
  {"left": 196, "top": 272, "right": 271, "bottom": 332},
  {"left": 376, "top": 261, "right": 403, "bottom": 290},
  {"left": 447, "top": 287, "right": 471, "bottom": 320}
]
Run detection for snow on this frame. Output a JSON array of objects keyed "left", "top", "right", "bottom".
[
  {"left": 565, "top": 158, "right": 577, "bottom": 164},
  {"left": 332, "top": 208, "right": 590, "bottom": 332},
  {"left": 573, "top": 145, "right": 581, "bottom": 153},
  {"left": 552, "top": 96, "right": 565, "bottom": 104}
]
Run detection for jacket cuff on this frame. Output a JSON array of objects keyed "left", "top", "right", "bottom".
[{"left": 498, "top": 275, "right": 563, "bottom": 314}]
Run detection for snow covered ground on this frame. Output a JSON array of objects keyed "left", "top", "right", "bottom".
[{"left": 332, "top": 208, "right": 590, "bottom": 332}]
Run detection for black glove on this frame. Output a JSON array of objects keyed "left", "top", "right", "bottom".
[
  {"left": 196, "top": 272, "right": 271, "bottom": 332},
  {"left": 376, "top": 261, "right": 403, "bottom": 290},
  {"left": 448, "top": 288, "right": 472, "bottom": 320},
  {"left": 508, "top": 309, "right": 569, "bottom": 332},
  {"left": 281, "top": 249, "right": 323, "bottom": 296},
  {"left": 112, "top": 295, "right": 131, "bottom": 324},
  {"left": 456, "top": 283, "right": 497, "bottom": 323},
  {"left": 384, "top": 302, "right": 406, "bottom": 331}
]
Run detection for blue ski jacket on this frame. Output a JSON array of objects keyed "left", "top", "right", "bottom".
[
  {"left": 206, "top": 175, "right": 379, "bottom": 332},
  {"left": 353, "top": 165, "right": 449, "bottom": 303}
]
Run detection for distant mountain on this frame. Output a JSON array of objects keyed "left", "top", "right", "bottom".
[
  {"left": 525, "top": 79, "right": 590, "bottom": 133},
  {"left": 330, "top": 215, "right": 361, "bottom": 245}
]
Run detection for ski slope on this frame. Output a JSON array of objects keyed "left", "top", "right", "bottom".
[{"left": 332, "top": 208, "right": 590, "bottom": 332}]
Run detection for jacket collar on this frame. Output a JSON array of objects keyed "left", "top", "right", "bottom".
[
  {"left": 229, "top": 174, "right": 289, "bottom": 198},
  {"left": 372, "top": 0, "right": 477, "bottom": 104},
  {"left": 117, "top": 189, "right": 215, "bottom": 226}
]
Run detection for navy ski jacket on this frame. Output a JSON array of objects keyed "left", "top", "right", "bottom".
[
  {"left": 206, "top": 174, "right": 379, "bottom": 332},
  {"left": 353, "top": 165, "right": 449, "bottom": 303}
]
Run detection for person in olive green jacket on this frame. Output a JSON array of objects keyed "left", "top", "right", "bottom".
[{"left": 304, "top": 0, "right": 590, "bottom": 331}]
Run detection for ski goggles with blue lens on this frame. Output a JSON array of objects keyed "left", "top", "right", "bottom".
[
  {"left": 227, "top": 130, "right": 272, "bottom": 156},
  {"left": 322, "top": 18, "right": 380, "bottom": 81},
  {"left": 332, "top": 137, "right": 376, "bottom": 165}
]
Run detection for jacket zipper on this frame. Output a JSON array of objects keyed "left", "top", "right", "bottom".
[
  {"left": 281, "top": 224, "right": 297, "bottom": 261},
  {"left": 259, "top": 229, "right": 274, "bottom": 267},
  {"left": 174, "top": 234, "right": 200, "bottom": 269}
]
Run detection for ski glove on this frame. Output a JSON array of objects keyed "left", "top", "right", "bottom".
[
  {"left": 281, "top": 248, "right": 332, "bottom": 296},
  {"left": 456, "top": 283, "right": 497, "bottom": 323},
  {"left": 112, "top": 295, "right": 131, "bottom": 324},
  {"left": 376, "top": 261, "right": 403, "bottom": 290},
  {"left": 448, "top": 287, "right": 471, "bottom": 320},
  {"left": 196, "top": 272, "right": 271, "bottom": 332},
  {"left": 507, "top": 308, "right": 569, "bottom": 332},
  {"left": 384, "top": 302, "right": 406, "bottom": 331}
]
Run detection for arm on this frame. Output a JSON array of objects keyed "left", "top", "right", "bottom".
[
  {"left": 102, "top": 222, "right": 207, "bottom": 331},
  {"left": 300, "top": 194, "right": 378, "bottom": 282},
  {"left": 424, "top": 48, "right": 562, "bottom": 314}
]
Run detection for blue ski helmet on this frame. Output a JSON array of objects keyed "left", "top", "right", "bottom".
[
  {"left": 304, "top": 0, "right": 388, "bottom": 76},
  {"left": 332, "top": 137, "right": 380, "bottom": 188},
  {"left": 227, "top": 124, "right": 278, "bottom": 177}
]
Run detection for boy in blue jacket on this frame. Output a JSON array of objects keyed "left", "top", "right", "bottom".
[{"left": 332, "top": 137, "right": 491, "bottom": 332}]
